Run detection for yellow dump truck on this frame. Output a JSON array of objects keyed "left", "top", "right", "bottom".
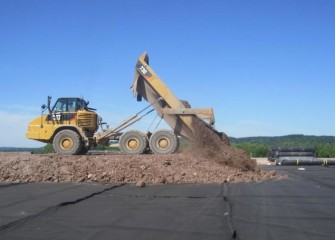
[{"left": 26, "top": 52, "right": 222, "bottom": 155}]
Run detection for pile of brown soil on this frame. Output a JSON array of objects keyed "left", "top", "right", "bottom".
[
  {"left": 188, "top": 118, "right": 256, "bottom": 171},
  {"left": 0, "top": 152, "right": 276, "bottom": 184}
]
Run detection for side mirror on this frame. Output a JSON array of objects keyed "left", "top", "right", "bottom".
[{"left": 40, "top": 104, "right": 47, "bottom": 128}]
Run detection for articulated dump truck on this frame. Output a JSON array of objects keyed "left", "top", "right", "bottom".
[{"left": 26, "top": 52, "right": 223, "bottom": 155}]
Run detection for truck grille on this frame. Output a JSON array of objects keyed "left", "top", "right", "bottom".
[{"left": 77, "top": 111, "right": 97, "bottom": 131}]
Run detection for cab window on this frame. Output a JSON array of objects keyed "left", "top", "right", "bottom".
[{"left": 52, "top": 98, "right": 78, "bottom": 112}]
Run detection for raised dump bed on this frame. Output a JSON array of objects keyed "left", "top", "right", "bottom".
[{"left": 131, "top": 52, "right": 223, "bottom": 142}]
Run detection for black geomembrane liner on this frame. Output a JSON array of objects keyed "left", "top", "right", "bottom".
[{"left": 1, "top": 166, "right": 335, "bottom": 240}]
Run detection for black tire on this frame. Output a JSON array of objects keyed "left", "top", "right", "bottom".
[
  {"left": 149, "top": 130, "right": 179, "bottom": 154},
  {"left": 119, "top": 130, "right": 148, "bottom": 155},
  {"left": 78, "top": 144, "right": 89, "bottom": 155},
  {"left": 53, "top": 130, "right": 82, "bottom": 155}
]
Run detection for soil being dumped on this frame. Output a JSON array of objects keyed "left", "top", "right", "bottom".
[
  {"left": 189, "top": 118, "right": 257, "bottom": 171},
  {"left": 0, "top": 119, "right": 277, "bottom": 185}
]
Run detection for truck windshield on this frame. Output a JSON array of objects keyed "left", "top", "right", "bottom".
[{"left": 52, "top": 98, "right": 78, "bottom": 112}]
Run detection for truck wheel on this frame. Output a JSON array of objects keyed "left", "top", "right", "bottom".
[
  {"left": 53, "top": 130, "right": 82, "bottom": 155},
  {"left": 149, "top": 130, "right": 179, "bottom": 154},
  {"left": 119, "top": 130, "right": 148, "bottom": 155}
]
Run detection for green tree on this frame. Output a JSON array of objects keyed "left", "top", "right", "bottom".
[{"left": 43, "top": 143, "right": 55, "bottom": 153}]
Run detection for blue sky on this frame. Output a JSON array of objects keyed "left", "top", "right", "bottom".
[{"left": 0, "top": 0, "right": 334, "bottom": 147}]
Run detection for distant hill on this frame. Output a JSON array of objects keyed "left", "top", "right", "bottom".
[
  {"left": 230, "top": 135, "right": 335, "bottom": 158},
  {"left": 0, "top": 147, "right": 41, "bottom": 152},
  {"left": 230, "top": 134, "right": 335, "bottom": 147}
]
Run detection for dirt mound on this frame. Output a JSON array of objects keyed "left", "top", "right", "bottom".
[
  {"left": 189, "top": 118, "right": 256, "bottom": 171},
  {"left": 0, "top": 152, "right": 276, "bottom": 184}
]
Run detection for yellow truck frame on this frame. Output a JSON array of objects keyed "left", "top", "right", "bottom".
[{"left": 26, "top": 52, "right": 221, "bottom": 155}]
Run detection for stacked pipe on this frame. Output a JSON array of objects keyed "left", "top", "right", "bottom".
[
  {"left": 268, "top": 147, "right": 314, "bottom": 162},
  {"left": 267, "top": 147, "right": 335, "bottom": 166},
  {"left": 279, "top": 159, "right": 335, "bottom": 166}
]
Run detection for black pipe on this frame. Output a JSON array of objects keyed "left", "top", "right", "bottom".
[{"left": 278, "top": 159, "right": 335, "bottom": 166}]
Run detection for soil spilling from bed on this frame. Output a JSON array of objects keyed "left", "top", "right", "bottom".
[{"left": 188, "top": 118, "right": 257, "bottom": 171}]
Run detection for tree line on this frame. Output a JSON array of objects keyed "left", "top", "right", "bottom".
[{"left": 230, "top": 135, "right": 335, "bottom": 158}]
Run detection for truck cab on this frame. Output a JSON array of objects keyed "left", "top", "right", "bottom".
[{"left": 26, "top": 97, "right": 98, "bottom": 154}]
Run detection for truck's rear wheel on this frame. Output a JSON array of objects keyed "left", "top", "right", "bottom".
[
  {"left": 119, "top": 130, "right": 148, "bottom": 155},
  {"left": 53, "top": 130, "right": 82, "bottom": 155},
  {"left": 149, "top": 130, "right": 179, "bottom": 154}
]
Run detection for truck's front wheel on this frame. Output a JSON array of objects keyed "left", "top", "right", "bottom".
[{"left": 53, "top": 130, "right": 82, "bottom": 155}]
